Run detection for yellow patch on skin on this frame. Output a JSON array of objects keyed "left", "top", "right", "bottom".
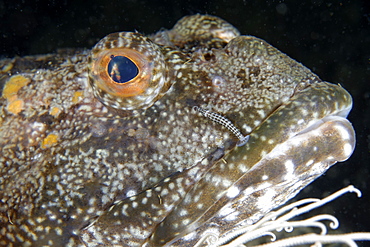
[
  {"left": 7, "top": 97, "right": 24, "bottom": 114},
  {"left": 41, "top": 133, "right": 59, "bottom": 149},
  {"left": 1, "top": 62, "right": 13, "bottom": 73},
  {"left": 72, "top": 91, "right": 84, "bottom": 104},
  {"left": 50, "top": 107, "right": 61, "bottom": 117},
  {"left": 2, "top": 75, "right": 31, "bottom": 99}
]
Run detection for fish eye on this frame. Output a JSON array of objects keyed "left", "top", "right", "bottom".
[
  {"left": 89, "top": 32, "right": 171, "bottom": 110},
  {"left": 107, "top": 55, "right": 139, "bottom": 84}
]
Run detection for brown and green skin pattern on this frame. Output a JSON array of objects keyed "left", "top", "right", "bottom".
[{"left": 0, "top": 15, "right": 354, "bottom": 246}]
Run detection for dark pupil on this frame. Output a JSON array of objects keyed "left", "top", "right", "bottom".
[{"left": 107, "top": 56, "right": 139, "bottom": 83}]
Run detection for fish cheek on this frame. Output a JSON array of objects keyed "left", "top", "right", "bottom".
[{"left": 79, "top": 146, "right": 230, "bottom": 246}]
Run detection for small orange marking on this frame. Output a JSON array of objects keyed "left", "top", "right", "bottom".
[
  {"left": 7, "top": 98, "right": 24, "bottom": 114},
  {"left": 2, "top": 75, "right": 30, "bottom": 99},
  {"left": 50, "top": 107, "right": 61, "bottom": 117},
  {"left": 41, "top": 133, "right": 59, "bottom": 149},
  {"left": 72, "top": 91, "right": 84, "bottom": 104}
]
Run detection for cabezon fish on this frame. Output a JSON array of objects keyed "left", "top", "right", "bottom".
[{"left": 0, "top": 14, "right": 355, "bottom": 246}]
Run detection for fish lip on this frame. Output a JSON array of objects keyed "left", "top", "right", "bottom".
[
  {"left": 292, "top": 115, "right": 356, "bottom": 161},
  {"left": 334, "top": 100, "right": 353, "bottom": 118},
  {"left": 295, "top": 103, "right": 352, "bottom": 138}
]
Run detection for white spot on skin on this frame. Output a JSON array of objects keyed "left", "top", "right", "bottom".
[
  {"left": 284, "top": 159, "right": 295, "bottom": 181},
  {"left": 343, "top": 143, "right": 354, "bottom": 158},
  {"left": 238, "top": 164, "right": 248, "bottom": 173},
  {"left": 179, "top": 209, "right": 188, "bottom": 217},
  {"left": 306, "top": 159, "right": 314, "bottom": 166},
  {"left": 301, "top": 108, "right": 308, "bottom": 116},
  {"left": 334, "top": 124, "right": 352, "bottom": 141},
  {"left": 169, "top": 183, "right": 175, "bottom": 190},
  {"left": 126, "top": 190, "right": 137, "bottom": 197},
  {"left": 222, "top": 179, "right": 232, "bottom": 188},
  {"left": 161, "top": 188, "right": 169, "bottom": 196},
  {"left": 171, "top": 194, "right": 180, "bottom": 202},
  {"left": 121, "top": 204, "right": 129, "bottom": 216},
  {"left": 254, "top": 120, "right": 261, "bottom": 126},
  {"left": 260, "top": 150, "right": 267, "bottom": 157},
  {"left": 55, "top": 227, "right": 63, "bottom": 236},
  {"left": 226, "top": 186, "right": 240, "bottom": 198},
  {"left": 217, "top": 204, "right": 235, "bottom": 217},
  {"left": 256, "top": 109, "right": 266, "bottom": 118},
  {"left": 326, "top": 156, "right": 335, "bottom": 161},
  {"left": 243, "top": 124, "right": 252, "bottom": 133},
  {"left": 182, "top": 219, "right": 191, "bottom": 226},
  {"left": 262, "top": 174, "right": 269, "bottom": 180},
  {"left": 256, "top": 189, "right": 277, "bottom": 210}
]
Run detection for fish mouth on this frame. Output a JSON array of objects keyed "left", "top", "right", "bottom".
[
  {"left": 295, "top": 96, "right": 352, "bottom": 137},
  {"left": 266, "top": 115, "right": 355, "bottom": 166}
]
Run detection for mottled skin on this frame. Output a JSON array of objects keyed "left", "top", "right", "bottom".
[{"left": 0, "top": 15, "right": 355, "bottom": 246}]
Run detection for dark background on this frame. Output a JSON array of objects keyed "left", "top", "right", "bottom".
[{"left": 1, "top": 0, "right": 369, "bottom": 245}]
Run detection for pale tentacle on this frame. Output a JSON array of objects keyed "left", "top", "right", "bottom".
[{"left": 191, "top": 186, "right": 370, "bottom": 247}]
